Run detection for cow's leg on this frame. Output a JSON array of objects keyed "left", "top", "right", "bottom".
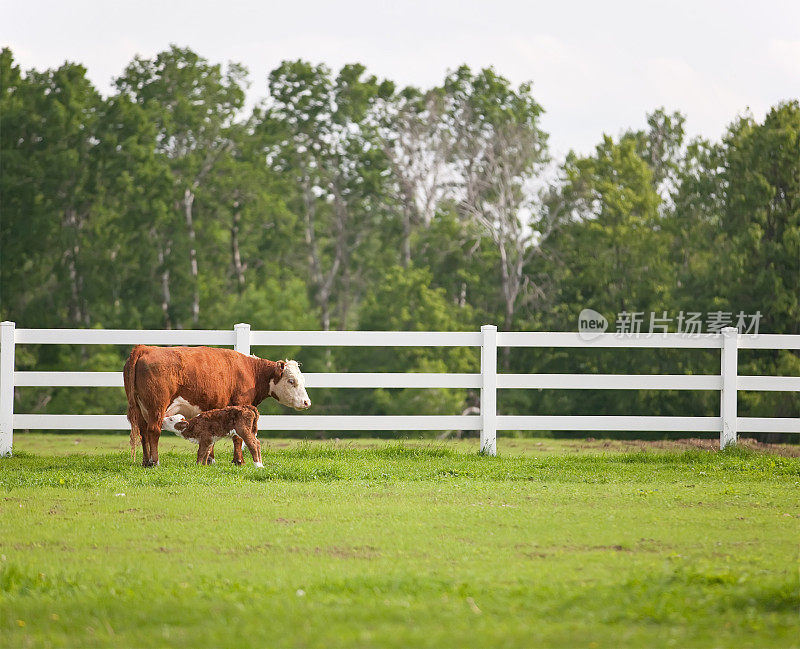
[
  {"left": 139, "top": 429, "right": 154, "bottom": 467},
  {"left": 232, "top": 436, "right": 244, "bottom": 466},
  {"left": 207, "top": 444, "right": 216, "bottom": 465},
  {"left": 135, "top": 394, "right": 166, "bottom": 467},
  {"left": 139, "top": 428, "right": 151, "bottom": 467},
  {"left": 143, "top": 419, "right": 162, "bottom": 467},
  {"left": 135, "top": 408, "right": 154, "bottom": 468},
  {"left": 128, "top": 408, "right": 150, "bottom": 466}
]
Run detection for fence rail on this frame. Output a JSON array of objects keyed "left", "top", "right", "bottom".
[
  {"left": 14, "top": 371, "right": 800, "bottom": 392},
  {"left": 1, "top": 321, "right": 798, "bottom": 457}
]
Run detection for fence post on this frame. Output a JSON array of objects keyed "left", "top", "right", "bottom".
[
  {"left": 234, "top": 322, "right": 251, "bottom": 356},
  {"left": 720, "top": 326, "right": 738, "bottom": 449},
  {"left": 480, "top": 324, "right": 497, "bottom": 456},
  {"left": 0, "top": 321, "right": 15, "bottom": 457}
]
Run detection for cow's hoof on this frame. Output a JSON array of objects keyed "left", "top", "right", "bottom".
[
  {"left": 254, "top": 461, "right": 264, "bottom": 468},
  {"left": 232, "top": 459, "right": 243, "bottom": 466}
]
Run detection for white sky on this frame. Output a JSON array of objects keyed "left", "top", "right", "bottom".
[{"left": 3, "top": 0, "right": 799, "bottom": 157}]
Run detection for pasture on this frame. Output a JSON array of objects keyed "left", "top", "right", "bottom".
[{"left": 1, "top": 435, "right": 798, "bottom": 649}]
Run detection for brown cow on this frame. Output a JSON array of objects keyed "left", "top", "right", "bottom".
[
  {"left": 124, "top": 345, "right": 310, "bottom": 467},
  {"left": 162, "top": 405, "right": 262, "bottom": 466}
]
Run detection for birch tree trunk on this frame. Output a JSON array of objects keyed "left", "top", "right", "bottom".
[
  {"left": 182, "top": 188, "right": 200, "bottom": 325},
  {"left": 62, "top": 207, "right": 89, "bottom": 326},
  {"left": 157, "top": 238, "right": 173, "bottom": 329},
  {"left": 231, "top": 201, "right": 246, "bottom": 292},
  {"left": 401, "top": 206, "right": 412, "bottom": 268}
]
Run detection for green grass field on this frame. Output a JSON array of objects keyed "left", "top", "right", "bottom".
[{"left": 1, "top": 434, "right": 798, "bottom": 649}]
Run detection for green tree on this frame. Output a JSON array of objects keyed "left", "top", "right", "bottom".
[
  {"left": 527, "top": 133, "right": 688, "bottom": 424},
  {"left": 0, "top": 50, "right": 103, "bottom": 327},
  {"left": 716, "top": 102, "right": 800, "bottom": 425},
  {"left": 718, "top": 102, "right": 799, "bottom": 335},
  {"left": 380, "top": 85, "right": 450, "bottom": 268},
  {"left": 443, "top": 66, "right": 557, "bottom": 334},
  {"left": 348, "top": 265, "right": 476, "bottom": 420},
  {"left": 259, "top": 61, "right": 394, "bottom": 331},
  {"left": 628, "top": 108, "right": 687, "bottom": 198},
  {"left": 197, "top": 119, "right": 302, "bottom": 306},
  {"left": 560, "top": 135, "right": 667, "bottom": 317},
  {"left": 114, "top": 46, "right": 249, "bottom": 327}
]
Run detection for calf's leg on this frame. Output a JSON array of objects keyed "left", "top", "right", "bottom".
[
  {"left": 237, "top": 428, "right": 262, "bottom": 468},
  {"left": 238, "top": 412, "right": 262, "bottom": 467},
  {"left": 197, "top": 437, "right": 214, "bottom": 465},
  {"left": 232, "top": 436, "right": 244, "bottom": 466}
]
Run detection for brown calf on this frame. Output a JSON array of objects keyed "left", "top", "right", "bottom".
[{"left": 162, "top": 405, "right": 262, "bottom": 466}]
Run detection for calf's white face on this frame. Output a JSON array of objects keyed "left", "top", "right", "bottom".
[
  {"left": 162, "top": 414, "right": 188, "bottom": 434},
  {"left": 270, "top": 360, "right": 311, "bottom": 410}
]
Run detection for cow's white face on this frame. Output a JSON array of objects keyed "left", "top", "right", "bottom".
[{"left": 270, "top": 360, "right": 311, "bottom": 410}]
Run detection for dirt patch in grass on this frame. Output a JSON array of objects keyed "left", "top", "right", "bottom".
[
  {"left": 573, "top": 437, "right": 800, "bottom": 457},
  {"left": 289, "top": 545, "right": 380, "bottom": 559},
  {"left": 320, "top": 545, "right": 380, "bottom": 559},
  {"left": 515, "top": 537, "right": 679, "bottom": 559}
]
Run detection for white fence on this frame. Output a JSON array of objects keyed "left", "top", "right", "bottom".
[{"left": 1, "top": 321, "right": 799, "bottom": 457}]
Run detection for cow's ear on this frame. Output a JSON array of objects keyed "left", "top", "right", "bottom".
[{"left": 275, "top": 360, "right": 286, "bottom": 379}]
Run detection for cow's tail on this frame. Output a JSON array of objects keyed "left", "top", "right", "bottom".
[{"left": 123, "top": 345, "right": 147, "bottom": 461}]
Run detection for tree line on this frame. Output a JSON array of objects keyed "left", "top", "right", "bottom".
[{"left": 1, "top": 46, "right": 797, "bottom": 436}]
